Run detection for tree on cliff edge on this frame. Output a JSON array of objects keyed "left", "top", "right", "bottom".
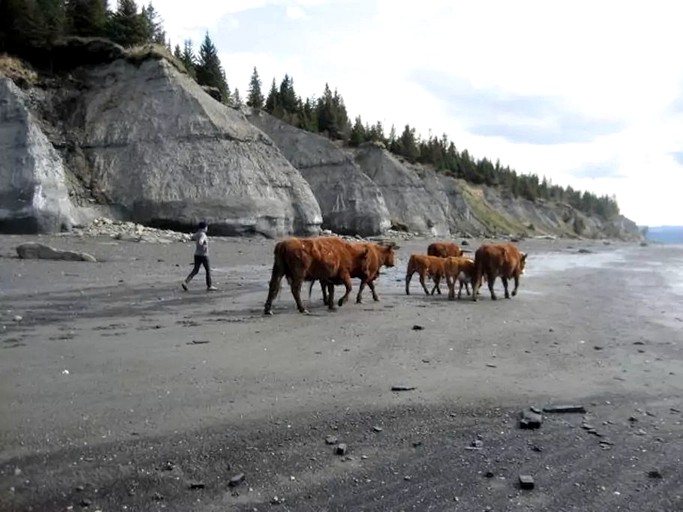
[
  {"left": 247, "top": 67, "right": 264, "bottom": 108},
  {"left": 65, "top": 0, "right": 107, "bottom": 37},
  {"left": 195, "top": 32, "right": 229, "bottom": 103},
  {"left": 108, "top": 0, "right": 148, "bottom": 47}
]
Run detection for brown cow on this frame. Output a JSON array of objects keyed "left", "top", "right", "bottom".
[
  {"left": 444, "top": 256, "right": 476, "bottom": 300},
  {"left": 264, "top": 237, "right": 356, "bottom": 314},
  {"left": 311, "top": 241, "right": 397, "bottom": 305},
  {"left": 427, "top": 242, "right": 464, "bottom": 258},
  {"left": 471, "top": 243, "right": 527, "bottom": 301},
  {"left": 405, "top": 254, "right": 448, "bottom": 296}
]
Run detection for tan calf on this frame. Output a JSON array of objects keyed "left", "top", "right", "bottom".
[
  {"left": 405, "top": 254, "right": 448, "bottom": 295},
  {"left": 444, "top": 256, "right": 477, "bottom": 300}
]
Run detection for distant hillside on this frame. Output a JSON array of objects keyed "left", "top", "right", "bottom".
[{"left": 645, "top": 226, "right": 683, "bottom": 244}]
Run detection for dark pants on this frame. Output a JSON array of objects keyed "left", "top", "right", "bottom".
[{"left": 186, "top": 255, "right": 212, "bottom": 287}]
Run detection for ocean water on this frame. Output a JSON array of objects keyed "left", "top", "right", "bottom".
[{"left": 646, "top": 226, "right": 683, "bottom": 244}]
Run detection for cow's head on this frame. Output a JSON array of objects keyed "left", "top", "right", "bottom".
[
  {"left": 379, "top": 242, "right": 398, "bottom": 267},
  {"left": 520, "top": 252, "right": 528, "bottom": 274}
]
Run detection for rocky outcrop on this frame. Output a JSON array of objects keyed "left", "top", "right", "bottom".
[
  {"left": 0, "top": 77, "right": 77, "bottom": 233},
  {"left": 353, "top": 144, "right": 450, "bottom": 236},
  {"left": 16, "top": 242, "right": 96, "bottom": 262},
  {"left": 2, "top": 57, "right": 323, "bottom": 237},
  {"left": 246, "top": 110, "right": 391, "bottom": 236},
  {"left": 0, "top": 49, "right": 641, "bottom": 241},
  {"left": 66, "top": 59, "right": 322, "bottom": 237}
]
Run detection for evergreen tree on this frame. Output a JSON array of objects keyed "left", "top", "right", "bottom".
[
  {"left": 265, "top": 78, "right": 279, "bottom": 113},
  {"left": 316, "top": 84, "right": 349, "bottom": 139},
  {"left": 278, "top": 74, "right": 298, "bottom": 113},
  {"left": 65, "top": 0, "right": 107, "bottom": 38},
  {"left": 233, "top": 88, "right": 243, "bottom": 107},
  {"left": 349, "top": 116, "right": 366, "bottom": 146},
  {"left": 195, "top": 31, "right": 229, "bottom": 103},
  {"left": 108, "top": 0, "right": 148, "bottom": 47},
  {"left": 247, "top": 67, "right": 264, "bottom": 108},
  {"left": 141, "top": 2, "right": 165, "bottom": 44},
  {"left": 173, "top": 43, "right": 182, "bottom": 60},
  {"left": 1, "top": 0, "right": 64, "bottom": 51},
  {"left": 180, "top": 39, "right": 196, "bottom": 79},
  {"left": 299, "top": 97, "right": 318, "bottom": 132},
  {"left": 397, "top": 124, "right": 419, "bottom": 162}
]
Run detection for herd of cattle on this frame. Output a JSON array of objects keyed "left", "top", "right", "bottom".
[{"left": 263, "top": 237, "right": 527, "bottom": 315}]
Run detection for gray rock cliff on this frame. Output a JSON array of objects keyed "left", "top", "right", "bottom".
[
  {"left": 2, "top": 58, "right": 322, "bottom": 237},
  {"left": 0, "top": 77, "right": 76, "bottom": 233},
  {"left": 353, "top": 145, "right": 450, "bottom": 236},
  {"left": 246, "top": 110, "right": 391, "bottom": 236}
]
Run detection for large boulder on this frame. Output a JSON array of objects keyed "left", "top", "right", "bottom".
[
  {"left": 353, "top": 145, "right": 450, "bottom": 236},
  {"left": 52, "top": 59, "right": 322, "bottom": 237},
  {"left": 16, "top": 242, "right": 96, "bottom": 262},
  {"left": 0, "top": 77, "right": 77, "bottom": 233},
  {"left": 247, "top": 110, "right": 391, "bottom": 236}
]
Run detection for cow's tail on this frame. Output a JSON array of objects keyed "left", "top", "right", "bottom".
[
  {"left": 472, "top": 252, "right": 484, "bottom": 300},
  {"left": 405, "top": 255, "right": 416, "bottom": 295},
  {"left": 270, "top": 241, "right": 294, "bottom": 301}
]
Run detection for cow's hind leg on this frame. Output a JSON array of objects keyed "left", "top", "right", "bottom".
[
  {"left": 511, "top": 274, "right": 520, "bottom": 297},
  {"left": 501, "top": 276, "right": 510, "bottom": 299},
  {"left": 368, "top": 280, "right": 380, "bottom": 301},
  {"left": 446, "top": 274, "right": 455, "bottom": 301},
  {"left": 264, "top": 266, "right": 284, "bottom": 315},
  {"left": 430, "top": 276, "right": 442, "bottom": 296},
  {"left": 326, "top": 282, "right": 336, "bottom": 310},
  {"left": 487, "top": 273, "right": 498, "bottom": 300},
  {"left": 290, "top": 277, "right": 309, "bottom": 314},
  {"left": 420, "top": 272, "right": 431, "bottom": 295},
  {"left": 356, "top": 280, "right": 367, "bottom": 304},
  {"left": 337, "top": 273, "right": 353, "bottom": 308}
]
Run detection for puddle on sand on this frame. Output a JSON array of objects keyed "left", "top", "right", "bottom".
[{"left": 525, "top": 250, "right": 628, "bottom": 277}]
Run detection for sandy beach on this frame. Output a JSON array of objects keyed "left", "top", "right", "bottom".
[{"left": 0, "top": 234, "right": 682, "bottom": 511}]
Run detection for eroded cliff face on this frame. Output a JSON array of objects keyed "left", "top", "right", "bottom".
[
  {"left": 0, "top": 50, "right": 641, "bottom": 241},
  {"left": 1, "top": 57, "right": 322, "bottom": 237},
  {"left": 0, "top": 77, "right": 76, "bottom": 233},
  {"left": 246, "top": 110, "right": 391, "bottom": 237}
]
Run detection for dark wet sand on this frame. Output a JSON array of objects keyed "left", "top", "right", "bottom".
[{"left": 0, "top": 235, "right": 681, "bottom": 511}]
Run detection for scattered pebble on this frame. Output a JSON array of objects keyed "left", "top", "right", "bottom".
[
  {"left": 543, "top": 405, "right": 586, "bottom": 414},
  {"left": 229, "top": 473, "right": 245, "bottom": 487},
  {"left": 519, "top": 475, "right": 535, "bottom": 490},
  {"left": 391, "top": 385, "right": 416, "bottom": 392}
]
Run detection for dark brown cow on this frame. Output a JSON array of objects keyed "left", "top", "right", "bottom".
[
  {"left": 405, "top": 254, "right": 448, "bottom": 296},
  {"left": 312, "top": 241, "right": 397, "bottom": 305},
  {"left": 264, "top": 237, "right": 357, "bottom": 315},
  {"left": 444, "top": 256, "right": 476, "bottom": 300},
  {"left": 427, "top": 242, "right": 464, "bottom": 258},
  {"left": 472, "top": 243, "right": 527, "bottom": 301}
]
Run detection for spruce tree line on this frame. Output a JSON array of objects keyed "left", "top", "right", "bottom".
[
  {"left": 0, "top": 2, "right": 619, "bottom": 220},
  {"left": 247, "top": 68, "right": 620, "bottom": 220}
]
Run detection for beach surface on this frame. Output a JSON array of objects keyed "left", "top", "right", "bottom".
[{"left": 1, "top": 234, "right": 682, "bottom": 511}]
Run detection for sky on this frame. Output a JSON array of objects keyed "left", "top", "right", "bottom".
[{"left": 145, "top": 0, "right": 683, "bottom": 227}]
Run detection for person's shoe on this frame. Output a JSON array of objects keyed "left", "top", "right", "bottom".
[
  {"left": 207, "top": 286, "right": 218, "bottom": 292},
  {"left": 181, "top": 282, "right": 188, "bottom": 291}
]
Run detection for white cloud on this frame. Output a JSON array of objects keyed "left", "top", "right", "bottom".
[{"left": 150, "top": 0, "right": 683, "bottom": 225}]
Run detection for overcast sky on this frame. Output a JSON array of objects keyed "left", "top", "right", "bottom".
[{"left": 148, "top": 0, "right": 683, "bottom": 227}]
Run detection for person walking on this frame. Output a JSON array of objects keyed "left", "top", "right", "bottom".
[{"left": 182, "top": 221, "right": 217, "bottom": 291}]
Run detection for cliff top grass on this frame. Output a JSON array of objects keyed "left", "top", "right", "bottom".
[
  {"left": 124, "top": 43, "right": 188, "bottom": 75},
  {"left": 0, "top": 53, "right": 39, "bottom": 86}
]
